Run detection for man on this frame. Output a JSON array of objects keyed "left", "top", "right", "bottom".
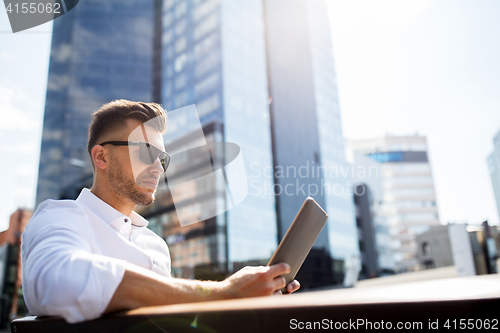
[{"left": 22, "top": 100, "right": 300, "bottom": 324}]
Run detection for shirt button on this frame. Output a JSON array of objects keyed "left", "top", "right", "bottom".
[
  {"left": 124, "top": 218, "right": 129, "bottom": 223},
  {"left": 152, "top": 259, "right": 157, "bottom": 266}
]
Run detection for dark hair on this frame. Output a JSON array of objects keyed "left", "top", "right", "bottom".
[{"left": 87, "top": 99, "right": 167, "bottom": 164}]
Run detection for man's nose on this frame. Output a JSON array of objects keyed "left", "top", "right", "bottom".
[{"left": 149, "top": 156, "right": 164, "bottom": 174}]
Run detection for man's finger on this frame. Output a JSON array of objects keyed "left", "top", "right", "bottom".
[
  {"left": 273, "top": 276, "right": 286, "bottom": 291},
  {"left": 267, "top": 262, "right": 290, "bottom": 277},
  {"left": 287, "top": 280, "right": 300, "bottom": 293}
]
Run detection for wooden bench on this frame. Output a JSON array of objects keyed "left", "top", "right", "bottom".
[{"left": 11, "top": 274, "right": 500, "bottom": 332}]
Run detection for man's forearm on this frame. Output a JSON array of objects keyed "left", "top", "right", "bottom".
[
  {"left": 105, "top": 262, "right": 298, "bottom": 314},
  {"left": 105, "top": 263, "right": 228, "bottom": 313}
]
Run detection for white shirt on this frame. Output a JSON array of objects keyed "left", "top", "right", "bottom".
[{"left": 21, "top": 188, "right": 172, "bottom": 323}]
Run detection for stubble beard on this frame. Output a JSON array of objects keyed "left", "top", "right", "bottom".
[{"left": 108, "top": 162, "right": 155, "bottom": 206}]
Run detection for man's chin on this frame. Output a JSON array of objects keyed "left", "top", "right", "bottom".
[
  {"left": 139, "top": 198, "right": 155, "bottom": 206},
  {"left": 128, "top": 186, "right": 155, "bottom": 206},
  {"left": 136, "top": 192, "right": 155, "bottom": 206}
]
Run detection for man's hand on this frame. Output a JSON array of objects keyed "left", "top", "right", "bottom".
[{"left": 221, "top": 262, "right": 300, "bottom": 298}]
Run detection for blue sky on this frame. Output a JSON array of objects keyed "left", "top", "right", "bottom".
[
  {"left": 0, "top": 12, "right": 51, "bottom": 230},
  {"left": 328, "top": 0, "right": 500, "bottom": 225},
  {"left": 0, "top": 0, "right": 499, "bottom": 230}
]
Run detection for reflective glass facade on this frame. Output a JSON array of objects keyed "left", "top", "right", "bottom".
[
  {"left": 160, "top": 0, "right": 277, "bottom": 272},
  {"left": 487, "top": 131, "right": 500, "bottom": 222},
  {"left": 264, "top": 0, "right": 358, "bottom": 286},
  {"left": 36, "top": 0, "right": 155, "bottom": 206},
  {"left": 161, "top": 0, "right": 357, "bottom": 283},
  {"left": 349, "top": 152, "right": 395, "bottom": 277},
  {"left": 306, "top": 0, "right": 359, "bottom": 277},
  {"left": 220, "top": 0, "right": 278, "bottom": 266}
]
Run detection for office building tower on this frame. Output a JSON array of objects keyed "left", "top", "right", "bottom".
[
  {"left": 264, "top": 0, "right": 358, "bottom": 286},
  {"left": 354, "top": 185, "right": 385, "bottom": 278},
  {"left": 348, "top": 152, "right": 395, "bottom": 278},
  {"left": 158, "top": 0, "right": 279, "bottom": 278},
  {"left": 346, "top": 135, "right": 440, "bottom": 272},
  {"left": 155, "top": 0, "right": 358, "bottom": 287},
  {"left": 0, "top": 209, "right": 31, "bottom": 327},
  {"left": 36, "top": 0, "right": 156, "bottom": 207},
  {"left": 487, "top": 130, "right": 500, "bottom": 222}
]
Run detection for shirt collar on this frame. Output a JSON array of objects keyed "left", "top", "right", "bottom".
[{"left": 76, "top": 188, "right": 149, "bottom": 228}]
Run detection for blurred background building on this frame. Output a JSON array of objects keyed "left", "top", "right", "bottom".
[
  {"left": 487, "top": 130, "right": 500, "bottom": 222},
  {"left": 348, "top": 152, "right": 395, "bottom": 279},
  {"left": 0, "top": 209, "right": 31, "bottom": 328},
  {"left": 36, "top": 0, "right": 156, "bottom": 207},
  {"left": 264, "top": 0, "right": 358, "bottom": 287},
  {"left": 159, "top": 0, "right": 280, "bottom": 282},
  {"left": 416, "top": 222, "right": 498, "bottom": 276},
  {"left": 346, "top": 135, "right": 441, "bottom": 273},
  {"left": 35, "top": 0, "right": 358, "bottom": 290}
]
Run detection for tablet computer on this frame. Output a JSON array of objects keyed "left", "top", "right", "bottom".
[{"left": 268, "top": 197, "right": 328, "bottom": 293}]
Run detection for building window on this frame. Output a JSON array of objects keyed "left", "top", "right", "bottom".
[
  {"left": 193, "top": 0, "right": 219, "bottom": 22},
  {"left": 194, "top": 12, "right": 218, "bottom": 40},
  {"left": 175, "top": 73, "right": 186, "bottom": 90},
  {"left": 175, "top": 37, "right": 187, "bottom": 54},
  {"left": 175, "top": 18, "right": 186, "bottom": 36},
  {"left": 194, "top": 52, "right": 218, "bottom": 78},
  {"left": 197, "top": 94, "right": 219, "bottom": 117},
  {"left": 163, "top": 83, "right": 172, "bottom": 99},
  {"left": 175, "top": 1, "right": 187, "bottom": 18},
  {"left": 194, "top": 72, "right": 218, "bottom": 98},
  {"left": 422, "top": 242, "right": 431, "bottom": 256},
  {"left": 164, "top": 0, "right": 175, "bottom": 11},
  {"left": 175, "top": 91, "right": 187, "bottom": 108},
  {"left": 175, "top": 53, "right": 188, "bottom": 72},
  {"left": 162, "top": 29, "right": 173, "bottom": 45},
  {"left": 194, "top": 32, "right": 217, "bottom": 59},
  {"left": 163, "top": 11, "right": 173, "bottom": 29}
]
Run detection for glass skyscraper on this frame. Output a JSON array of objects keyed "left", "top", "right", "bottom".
[
  {"left": 158, "top": 0, "right": 278, "bottom": 274},
  {"left": 158, "top": 0, "right": 358, "bottom": 287},
  {"left": 264, "top": 0, "right": 358, "bottom": 285},
  {"left": 348, "top": 152, "right": 395, "bottom": 278},
  {"left": 36, "top": 0, "right": 155, "bottom": 207},
  {"left": 487, "top": 130, "right": 500, "bottom": 222}
]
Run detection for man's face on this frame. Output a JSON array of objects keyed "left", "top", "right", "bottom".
[{"left": 107, "top": 119, "right": 166, "bottom": 206}]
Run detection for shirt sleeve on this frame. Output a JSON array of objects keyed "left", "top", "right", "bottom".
[{"left": 21, "top": 203, "right": 127, "bottom": 323}]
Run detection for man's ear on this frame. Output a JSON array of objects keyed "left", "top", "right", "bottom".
[{"left": 91, "top": 145, "right": 108, "bottom": 170}]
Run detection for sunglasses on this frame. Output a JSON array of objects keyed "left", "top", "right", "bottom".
[{"left": 99, "top": 141, "right": 171, "bottom": 172}]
